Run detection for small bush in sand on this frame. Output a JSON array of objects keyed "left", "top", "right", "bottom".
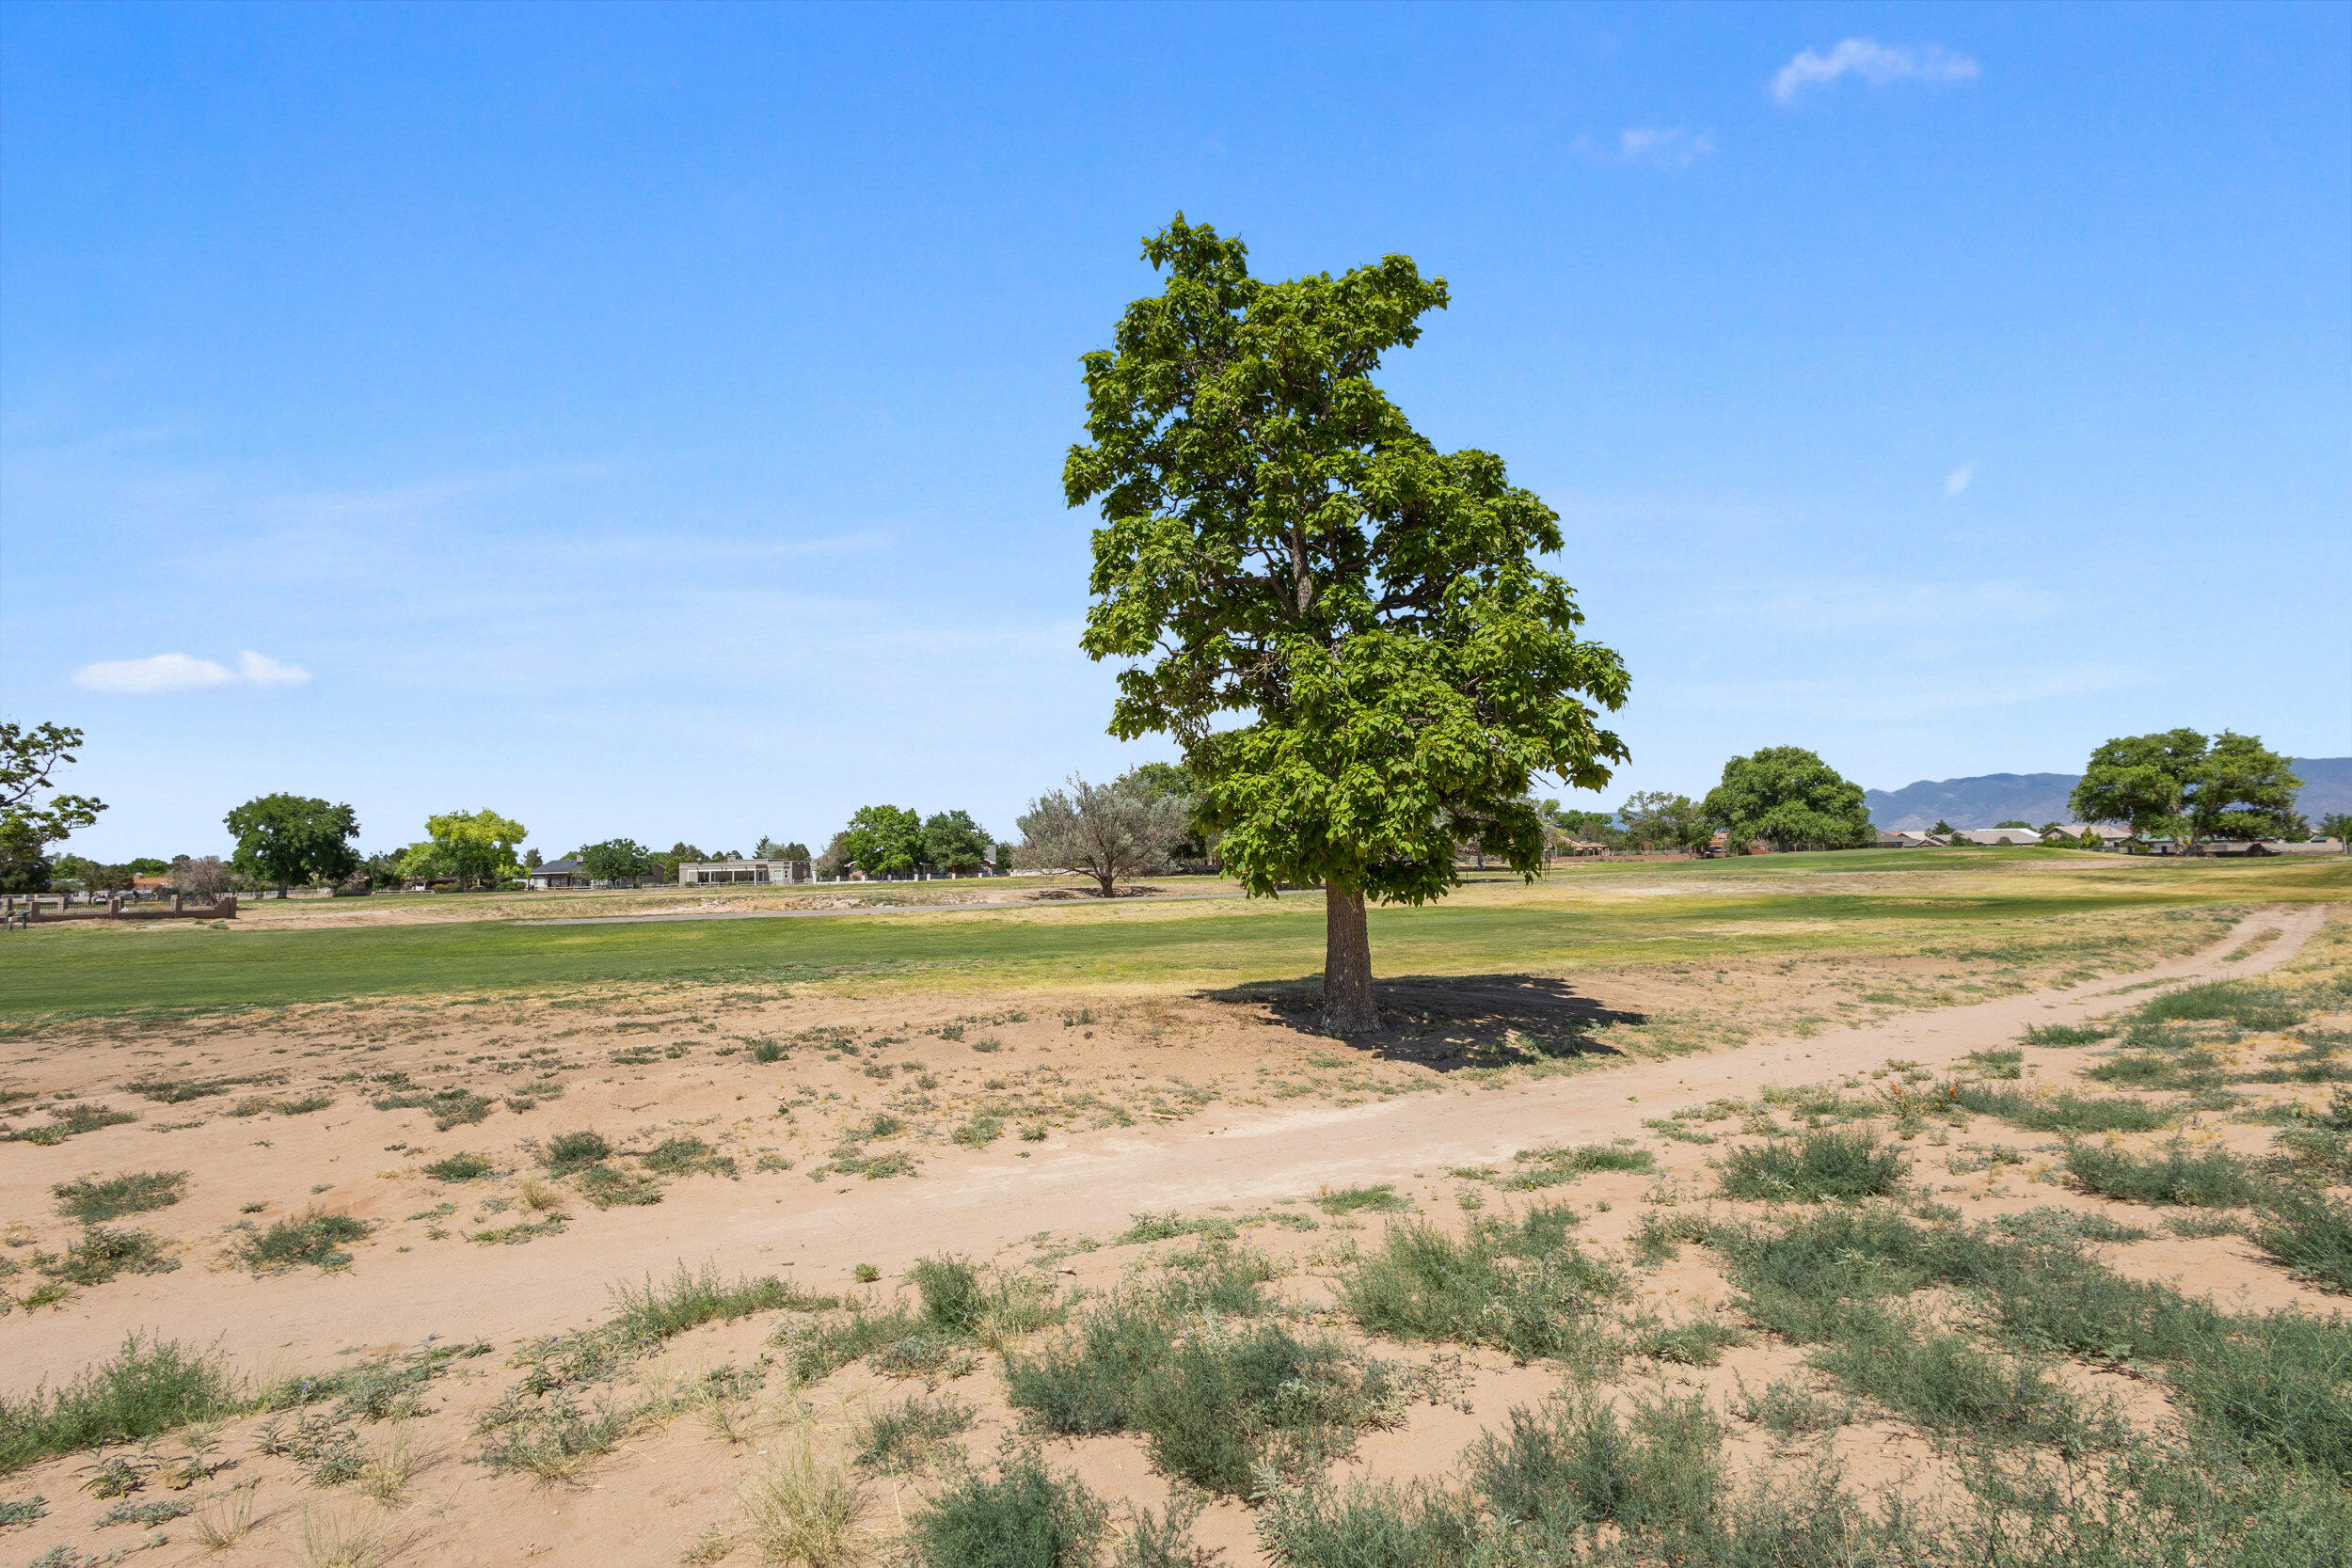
[
  {"left": 539, "top": 1130, "right": 612, "bottom": 1174},
  {"left": 854, "top": 1391, "right": 975, "bottom": 1474},
  {"left": 739, "top": 1436, "right": 865, "bottom": 1567},
  {"left": 298, "top": 1499, "right": 386, "bottom": 1568},
  {"left": 1953, "top": 1085, "right": 2170, "bottom": 1134},
  {"left": 908, "top": 1445, "right": 1104, "bottom": 1567},
  {"left": 189, "top": 1477, "right": 260, "bottom": 1551},
  {"left": 1316, "top": 1183, "right": 1410, "bottom": 1215},
  {"left": 239, "top": 1211, "right": 371, "bottom": 1273},
  {"left": 0, "top": 1334, "right": 243, "bottom": 1473},
  {"left": 2063, "top": 1143, "right": 2261, "bottom": 1209},
  {"left": 1717, "top": 1132, "right": 1907, "bottom": 1203},
  {"left": 2251, "top": 1184, "right": 2352, "bottom": 1291},
  {"left": 53, "top": 1170, "right": 187, "bottom": 1223},
  {"left": 1336, "top": 1205, "right": 1622, "bottom": 1366}
]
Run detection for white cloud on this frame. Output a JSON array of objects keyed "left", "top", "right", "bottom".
[
  {"left": 1772, "top": 39, "right": 1979, "bottom": 103},
  {"left": 1576, "top": 127, "right": 1714, "bottom": 168},
  {"left": 72, "top": 650, "right": 309, "bottom": 694},
  {"left": 237, "top": 650, "right": 311, "bottom": 687},
  {"left": 72, "top": 653, "right": 234, "bottom": 694},
  {"left": 1945, "top": 463, "right": 1976, "bottom": 498}
]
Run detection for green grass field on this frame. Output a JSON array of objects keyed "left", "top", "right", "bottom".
[{"left": 4, "top": 850, "right": 2344, "bottom": 1021}]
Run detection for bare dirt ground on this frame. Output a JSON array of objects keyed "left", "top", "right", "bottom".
[{"left": 1, "top": 902, "right": 2343, "bottom": 1564}]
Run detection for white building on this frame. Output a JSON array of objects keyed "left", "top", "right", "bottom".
[{"left": 676, "top": 858, "right": 811, "bottom": 886}]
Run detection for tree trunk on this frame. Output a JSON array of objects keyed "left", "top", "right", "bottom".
[
  {"left": 1097, "top": 873, "right": 1117, "bottom": 898},
  {"left": 1322, "top": 885, "right": 1379, "bottom": 1034}
]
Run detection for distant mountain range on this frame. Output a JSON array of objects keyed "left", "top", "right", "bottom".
[{"left": 1866, "top": 758, "right": 2352, "bottom": 832}]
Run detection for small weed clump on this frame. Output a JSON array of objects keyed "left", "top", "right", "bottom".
[
  {"left": 643, "top": 1135, "right": 735, "bottom": 1178},
  {"left": 239, "top": 1210, "right": 372, "bottom": 1272},
  {"left": 52, "top": 1171, "right": 187, "bottom": 1223},
  {"left": 421, "top": 1152, "right": 495, "bottom": 1181},
  {"left": 2250, "top": 1185, "right": 2352, "bottom": 1292},
  {"left": 739, "top": 1440, "right": 866, "bottom": 1565},
  {"left": 1952, "top": 1085, "right": 2169, "bottom": 1134},
  {"left": 855, "top": 1392, "right": 975, "bottom": 1474},
  {"left": 909, "top": 1446, "right": 1105, "bottom": 1566},
  {"left": 1317, "top": 1183, "right": 1411, "bottom": 1215},
  {"left": 1634, "top": 1316, "right": 1750, "bottom": 1367},
  {"left": 2086, "top": 1051, "right": 2221, "bottom": 1089},
  {"left": 1259, "top": 1389, "right": 1726, "bottom": 1564},
  {"left": 540, "top": 1130, "right": 612, "bottom": 1173},
  {"left": 371, "top": 1087, "right": 493, "bottom": 1130},
  {"left": 1717, "top": 1131, "right": 1907, "bottom": 1203},
  {"left": 2022, "top": 1022, "right": 2110, "bottom": 1048},
  {"left": 573, "top": 1164, "right": 661, "bottom": 1207},
  {"left": 2063, "top": 1144, "right": 2262, "bottom": 1209},
  {"left": 1, "top": 1102, "right": 137, "bottom": 1144},
  {"left": 1337, "top": 1205, "right": 1623, "bottom": 1365},
  {"left": 611, "top": 1263, "right": 813, "bottom": 1342},
  {"left": 477, "top": 1264, "right": 825, "bottom": 1482},
  {"left": 273, "top": 1339, "right": 491, "bottom": 1422},
  {"left": 1118, "top": 1212, "right": 1239, "bottom": 1246},
  {"left": 951, "top": 1116, "right": 1005, "bottom": 1148},
  {"left": 1504, "top": 1143, "right": 1655, "bottom": 1190},
  {"left": 2139, "top": 980, "right": 2304, "bottom": 1031},
  {"left": 1734, "top": 1377, "right": 1849, "bottom": 1436},
  {"left": 1008, "top": 1243, "right": 1423, "bottom": 1494},
  {"left": 0, "top": 1335, "right": 243, "bottom": 1473},
  {"left": 39, "top": 1226, "right": 177, "bottom": 1286}
]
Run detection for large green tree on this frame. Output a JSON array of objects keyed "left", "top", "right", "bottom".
[
  {"left": 418, "top": 808, "right": 527, "bottom": 890},
  {"left": 577, "top": 837, "right": 656, "bottom": 884},
  {"left": 1618, "top": 790, "right": 1710, "bottom": 853},
  {"left": 1, "top": 721, "right": 107, "bottom": 893},
  {"left": 1069, "top": 216, "right": 1629, "bottom": 1031},
  {"left": 921, "top": 810, "right": 992, "bottom": 874},
  {"left": 224, "top": 793, "right": 360, "bottom": 895},
  {"left": 1699, "top": 748, "right": 1873, "bottom": 852},
  {"left": 2071, "top": 729, "right": 2302, "bottom": 849},
  {"left": 839, "top": 804, "right": 925, "bottom": 877}
]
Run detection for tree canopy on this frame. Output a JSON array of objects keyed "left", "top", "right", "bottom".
[
  {"left": 2071, "top": 729, "right": 2303, "bottom": 847},
  {"left": 578, "top": 837, "right": 656, "bottom": 884},
  {"left": 921, "top": 810, "right": 992, "bottom": 874},
  {"left": 1016, "top": 773, "right": 1190, "bottom": 897},
  {"left": 224, "top": 793, "right": 361, "bottom": 893},
  {"left": 840, "top": 805, "right": 925, "bottom": 877},
  {"left": 1, "top": 721, "right": 107, "bottom": 893},
  {"left": 1068, "top": 215, "right": 1628, "bottom": 1029},
  {"left": 1618, "top": 790, "right": 1710, "bottom": 853},
  {"left": 755, "top": 836, "right": 812, "bottom": 863},
  {"left": 1699, "top": 748, "right": 1873, "bottom": 853},
  {"left": 414, "top": 808, "right": 527, "bottom": 890}
]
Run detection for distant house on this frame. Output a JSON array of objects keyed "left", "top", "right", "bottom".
[
  {"left": 530, "top": 858, "right": 590, "bottom": 890},
  {"left": 1951, "top": 828, "right": 2046, "bottom": 847},
  {"left": 678, "top": 858, "right": 812, "bottom": 886},
  {"left": 1875, "top": 831, "right": 1943, "bottom": 848},
  {"left": 2039, "top": 823, "right": 2131, "bottom": 847}
]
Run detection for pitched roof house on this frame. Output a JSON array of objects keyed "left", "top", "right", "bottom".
[{"left": 530, "top": 858, "right": 589, "bottom": 890}]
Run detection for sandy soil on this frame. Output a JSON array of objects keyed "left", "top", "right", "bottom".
[{"left": 0, "top": 902, "right": 2338, "bottom": 1564}]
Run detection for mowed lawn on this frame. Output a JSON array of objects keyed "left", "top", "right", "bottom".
[{"left": 4, "top": 851, "right": 2345, "bottom": 1020}]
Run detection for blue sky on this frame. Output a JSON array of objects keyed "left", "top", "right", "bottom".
[{"left": 5, "top": 2, "right": 2346, "bottom": 863}]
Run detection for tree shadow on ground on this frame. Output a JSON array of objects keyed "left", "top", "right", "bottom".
[{"left": 1200, "top": 973, "right": 1647, "bottom": 1072}]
